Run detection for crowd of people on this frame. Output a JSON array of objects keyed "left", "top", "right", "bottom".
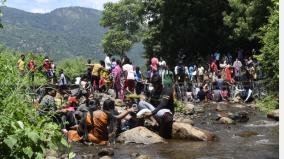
[{"left": 16, "top": 49, "right": 263, "bottom": 145}]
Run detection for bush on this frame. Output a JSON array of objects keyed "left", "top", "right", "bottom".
[
  {"left": 0, "top": 49, "right": 69, "bottom": 158},
  {"left": 174, "top": 100, "right": 185, "bottom": 113},
  {"left": 256, "top": 95, "right": 278, "bottom": 113}
]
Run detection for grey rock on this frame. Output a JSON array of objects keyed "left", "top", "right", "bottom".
[
  {"left": 117, "top": 126, "right": 166, "bottom": 144},
  {"left": 136, "top": 155, "right": 152, "bottom": 159}
]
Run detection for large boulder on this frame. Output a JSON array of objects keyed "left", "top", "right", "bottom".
[
  {"left": 172, "top": 122, "right": 216, "bottom": 141},
  {"left": 267, "top": 109, "right": 279, "bottom": 121},
  {"left": 117, "top": 126, "right": 166, "bottom": 144}
]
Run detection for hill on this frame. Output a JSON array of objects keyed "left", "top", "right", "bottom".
[{"left": 0, "top": 6, "right": 145, "bottom": 65}]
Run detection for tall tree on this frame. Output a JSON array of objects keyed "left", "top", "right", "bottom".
[
  {"left": 256, "top": 0, "right": 279, "bottom": 93},
  {"left": 100, "top": 0, "right": 143, "bottom": 57},
  {"left": 142, "top": 0, "right": 230, "bottom": 67},
  {"left": 102, "top": 29, "right": 132, "bottom": 58},
  {"left": 223, "top": 0, "right": 273, "bottom": 49}
]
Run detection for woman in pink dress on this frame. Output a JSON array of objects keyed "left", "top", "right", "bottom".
[{"left": 112, "top": 60, "right": 123, "bottom": 100}]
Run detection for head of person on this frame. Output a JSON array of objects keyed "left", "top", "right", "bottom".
[
  {"left": 218, "top": 75, "right": 221, "bottom": 79},
  {"left": 124, "top": 57, "right": 130, "bottom": 65},
  {"left": 103, "top": 99, "right": 115, "bottom": 116},
  {"left": 88, "top": 99, "right": 100, "bottom": 112},
  {"left": 20, "top": 54, "right": 25, "bottom": 60},
  {"left": 111, "top": 58, "right": 115, "bottom": 62},
  {"left": 136, "top": 66, "right": 140, "bottom": 72},
  {"left": 100, "top": 60, "right": 105, "bottom": 67},
  {"left": 87, "top": 59, "right": 91, "bottom": 64},
  {"left": 48, "top": 89, "right": 56, "bottom": 97},
  {"left": 199, "top": 86, "right": 203, "bottom": 90},
  {"left": 151, "top": 75, "right": 162, "bottom": 90},
  {"left": 116, "top": 60, "right": 121, "bottom": 67},
  {"left": 107, "top": 53, "right": 112, "bottom": 57},
  {"left": 59, "top": 69, "right": 63, "bottom": 74}
]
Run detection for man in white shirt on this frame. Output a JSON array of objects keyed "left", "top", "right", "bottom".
[
  {"left": 122, "top": 58, "right": 135, "bottom": 93},
  {"left": 104, "top": 54, "right": 112, "bottom": 71}
]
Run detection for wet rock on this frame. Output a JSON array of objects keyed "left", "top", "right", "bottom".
[
  {"left": 172, "top": 122, "right": 216, "bottom": 141},
  {"left": 267, "top": 109, "right": 279, "bottom": 121},
  {"left": 117, "top": 126, "right": 166, "bottom": 144},
  {"left": 131, "top": 153, "right": 140, "bottom": 158},
  {"left": 184, "top": 103, "right": 195, "bottom": 115},
  {"left": 194, "top": 106, "right": 205, "bottom": 113},
  {"left": 236, "top": 131, "right": 258, "bottom": 137},
  {"left": 98, "top": 148, "right": 114, "bottom": 157},
  {"left": 175, "top": 118, "right": 194, "bottom": 125},
  {"left": 136, "top": 155, "right": 152, "bottom": 159},
  {"left": 100, "top": 156, "right": 112, "bottom": 159},
  {"left": 81, "top": 154, "right": 94, "bottom": 158},
  {"left": 229, "top": 111, "right": 249, "bottom": 122},
  {"left": 219, "top": 117, "right": 235, "bottom": 124},
  {"left": 216, "top": 104, "right": 228, "bottom": 112}
]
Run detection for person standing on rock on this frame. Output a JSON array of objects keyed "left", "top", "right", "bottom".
[
  {"left": 138, "top": 75, "right": 174, "bottom": 139},
  {"left": 86, "top": 60, "right": 104, "bottom": 91}
]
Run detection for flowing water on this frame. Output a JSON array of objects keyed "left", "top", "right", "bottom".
[{"left": 72, "top": 103, "right": 279, "bottom": 159}]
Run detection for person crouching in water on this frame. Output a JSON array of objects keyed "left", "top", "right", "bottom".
[
  {"left": 137, "top": 75, "right": 174, "bottom": 139},
  {"left": 64, "top": 99, "right": 134, "bottom": 145}
]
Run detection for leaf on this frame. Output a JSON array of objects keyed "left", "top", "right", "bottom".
[
  {"left": 17, "top": 121, "right": 24, "bottom": 129},
  {"left": 27, "top": 131, "right": 39, "bottom": 143},
  {"left": 24, "top": 146, "right": 33, "bottom": 158},
  {"left": 61, "top": 138, "right": 69, "bottom": 147},
  {"left": 35, "top": 152, "right": 44, "bottom": 159},
  {"left": 68, "top": 152, "right": 76, "bottom": 159},
  {"left": 4, "top": 135, "right": 17, "bottom": 149}
]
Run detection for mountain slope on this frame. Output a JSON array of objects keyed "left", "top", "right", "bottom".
[{"left": 0, "top": 7, "right": 145, "bottom": 65}]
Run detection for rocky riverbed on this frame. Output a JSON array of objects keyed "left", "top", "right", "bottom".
[{"left": 67, "top": 101, "right": 278, "bottom": 159}]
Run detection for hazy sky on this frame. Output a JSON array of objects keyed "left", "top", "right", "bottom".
[{"left": 5, "top": 0, "right": 119, "bottom": 13}]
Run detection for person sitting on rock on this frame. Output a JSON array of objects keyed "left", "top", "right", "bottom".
[
  {"left": 64, "top": 99, "right": 134, "bottom": 145},
  {"left": 138, "top": 75, "right": 174, "bottom": 139},
  {"left": 197, "top": 86, "right": 206, "bottom": 102}
]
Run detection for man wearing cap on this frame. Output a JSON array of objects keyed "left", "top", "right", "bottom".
[{"left": 138, "top": 75, "right": 174, "bottom": 139}]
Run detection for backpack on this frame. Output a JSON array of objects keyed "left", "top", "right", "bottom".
[{"left": 163, "top": 70, "right": 173, "bottom": 87}]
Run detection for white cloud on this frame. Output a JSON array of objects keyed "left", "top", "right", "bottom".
[{"left": 30, "top": 8, "right": 51, "bottom": 13}]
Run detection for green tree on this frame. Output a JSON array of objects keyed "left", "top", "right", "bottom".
[
  {"left": 100, "top": 0, "right": 143, "bottom": 57},
  {"left": 0, "top": 0, "right": 6, "bottom": 28},
  {"left": 256, "top": 0, "right": 279, "bottom": 92},
  {"left": 102, "top": 29, "right": 132, "bottom": 58},
  {"left": 223, "top": 0, "right": 272, "bottom": 48},
  {"left": 142, "top": 0, "right": 230, "bottom": 67}
]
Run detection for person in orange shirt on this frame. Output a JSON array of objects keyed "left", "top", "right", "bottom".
[{"left": 64, "top": 99, "right": 134, "bottom": 145}]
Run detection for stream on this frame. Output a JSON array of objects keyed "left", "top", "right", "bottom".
[{"left": 71, "top": 103, "right": 279, "bottom": 159}]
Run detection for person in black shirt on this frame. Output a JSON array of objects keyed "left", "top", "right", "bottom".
[
  {"left": 197, "top": 86, "right": 206, "bottom": 101},
  {"left": 138, "top": 75, "right": 174, "bottom": 139}
]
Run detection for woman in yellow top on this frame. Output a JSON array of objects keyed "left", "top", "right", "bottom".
[{"left": 17, "top": 54, "right": 25, "bottom": 76}]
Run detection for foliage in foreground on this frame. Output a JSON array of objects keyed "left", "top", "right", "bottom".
[
  {"left": 256, "top": 95, "right": 279, "bottom": 113},
  {"left": 0, "top": 49, "right": 68, "bottom": 158}
]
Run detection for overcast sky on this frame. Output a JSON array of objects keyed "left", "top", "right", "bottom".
[{"left": 5, "top": 0, "right": 119, "bottom": 13}]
